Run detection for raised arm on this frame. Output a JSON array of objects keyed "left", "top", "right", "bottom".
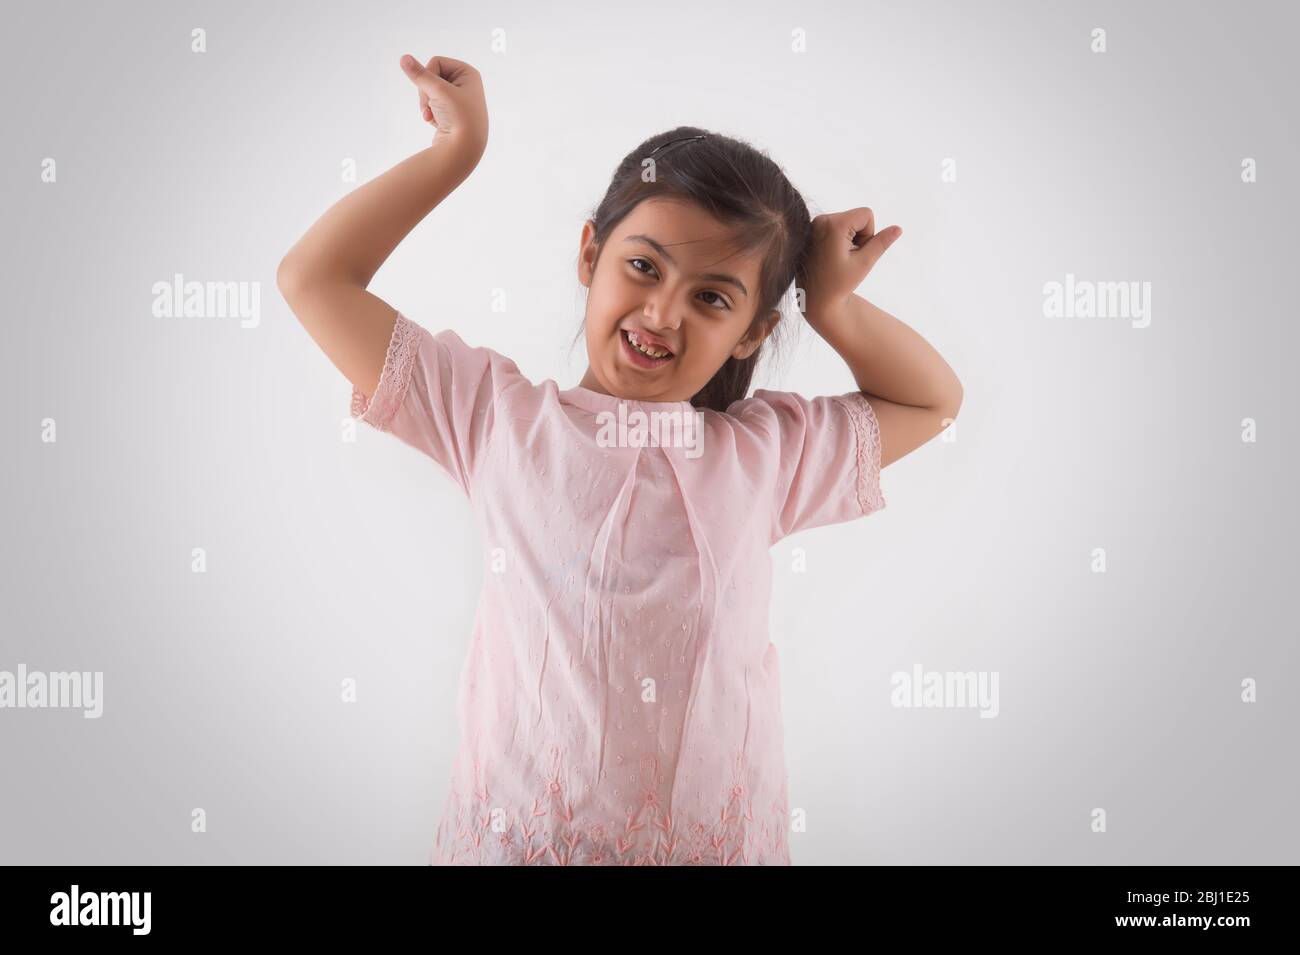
[
  {"left": 276, "top": 54, "right": 489, "bottom": 397},
  {"left": 801, "top": 208, "right": 963, "bottom": 468}
]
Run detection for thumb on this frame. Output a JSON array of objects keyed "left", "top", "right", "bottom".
[
  {"left": 853, "top": 225, "right": 902, "bottom": 276},
  {"left": 400, "top": 54, "right": 452, "bottom": 97}
]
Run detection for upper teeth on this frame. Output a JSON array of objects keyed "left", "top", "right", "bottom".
[{"left": 627, "top": 330, "right": 670, "bottom": 358}]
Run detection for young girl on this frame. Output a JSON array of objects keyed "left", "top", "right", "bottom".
[{"left": 279, "top": 54, "right": 963, "bottom": 866}]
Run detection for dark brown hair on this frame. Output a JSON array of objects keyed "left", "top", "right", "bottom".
[{"left": 572, "top": 126, "right": 813, "bottom": 412}]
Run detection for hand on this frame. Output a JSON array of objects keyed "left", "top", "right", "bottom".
[
  {"left": 801, "top": 208, "right": 901, "bottom": 326},
  {"left": 399, "top": 53, "right": 489, "bottom": 156}
]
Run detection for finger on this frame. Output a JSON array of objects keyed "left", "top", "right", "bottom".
[
  {"left": 845, "top": 207, "right": 875, "bottom": 249},
  {"left": 419, "top": 55, "right": 441, "bottom": 122},
  {"left": 819, "top": 208, "right": 871, "bottom": 246},
  {"left": 402, "top": 54, "right": 454, "bottom": 127},
  {"left": 416, "top": 57, "right": 427, "bottom": 116},
  {"left": 427, "top": 55, "right": 478, "bottom": 85},
  {"left": 823, "top": 209, "right": 876, "bottom": 256}
]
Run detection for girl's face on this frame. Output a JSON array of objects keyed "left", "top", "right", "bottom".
[{"left": 577, "top": 197, "right": 777, "bottom": 403}]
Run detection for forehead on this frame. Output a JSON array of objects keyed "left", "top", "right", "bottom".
[{"left": 614, "top": 198, "right": 764, "bottom": 278}]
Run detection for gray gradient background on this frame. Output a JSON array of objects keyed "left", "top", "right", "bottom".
[{"left": 2, "top": 0, "right": 1296, "bottom": 865}]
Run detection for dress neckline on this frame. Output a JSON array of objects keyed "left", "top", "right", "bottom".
[{"left": 560, "top": 384, "right": 695, "bottom": 413}]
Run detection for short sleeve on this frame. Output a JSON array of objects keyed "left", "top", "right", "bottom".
[
  {"left": 349, "top": 312, "right": 524, "bottom": 498},
  {"left": 741, "top": 388, "right": 886, "bottom": 544}
]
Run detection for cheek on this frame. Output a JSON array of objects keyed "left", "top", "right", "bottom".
[
  {"left": 589, "top": 283, "right": 631, "bottom": 331},
  {"left": 689, "top": 323, "right": 730, "bottom": 358}
]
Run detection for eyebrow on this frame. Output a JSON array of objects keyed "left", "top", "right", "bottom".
[{"left": 623, "top": 234, "right": 749, "bottom": 297}]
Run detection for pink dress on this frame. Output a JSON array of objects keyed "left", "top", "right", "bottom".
[{"left": 351, "top": 312, "right": 886, "bottom": 865}]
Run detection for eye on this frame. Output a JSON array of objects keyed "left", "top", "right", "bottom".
[
  {"left": 626, "top": 258, "right": 732, "bottom": 311},
  {"left": 697, "top": 290, "right": 730, "bottom": 311}
]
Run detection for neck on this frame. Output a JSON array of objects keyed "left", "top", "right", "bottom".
[{"left": 577, "top": 367, "right": 610, "bottom": 395}]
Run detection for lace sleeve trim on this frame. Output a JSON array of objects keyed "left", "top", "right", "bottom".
[
  {"left": 831, "top": 391, "right": 886, "bottom": 515},
  {"left": 350, "top": 312, "right": 421, "bottom": 433}
]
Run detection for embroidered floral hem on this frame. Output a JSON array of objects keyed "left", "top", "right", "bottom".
[{"left": 427, "top": 775, "right": 792, "bottom": 865}]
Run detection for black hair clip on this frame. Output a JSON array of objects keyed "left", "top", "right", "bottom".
[{"left": 649, "top": 134, "right": 708, "bottom": 156}]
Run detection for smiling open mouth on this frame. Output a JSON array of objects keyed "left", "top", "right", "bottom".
[{"left": 621, "top": 329, "right": 675, "bottom": 367}]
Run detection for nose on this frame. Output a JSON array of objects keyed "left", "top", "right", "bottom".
[{"left": 642, "top": 293, "right": 683, "bottom": 335}]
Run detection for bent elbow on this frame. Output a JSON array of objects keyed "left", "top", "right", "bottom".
[
  {"left": 276, "top": 256, "right": 306, "bottom": 301},
  {"left": 936, "top": 380, "right": 963, "bottom": 424}
]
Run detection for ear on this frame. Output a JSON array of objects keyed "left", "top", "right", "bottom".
[
  {"left": 731, "top": 309, "right": 781, "bottom": 361},
  {"left": 577, "top": 220, "right": 598, "bottom": 289}
]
